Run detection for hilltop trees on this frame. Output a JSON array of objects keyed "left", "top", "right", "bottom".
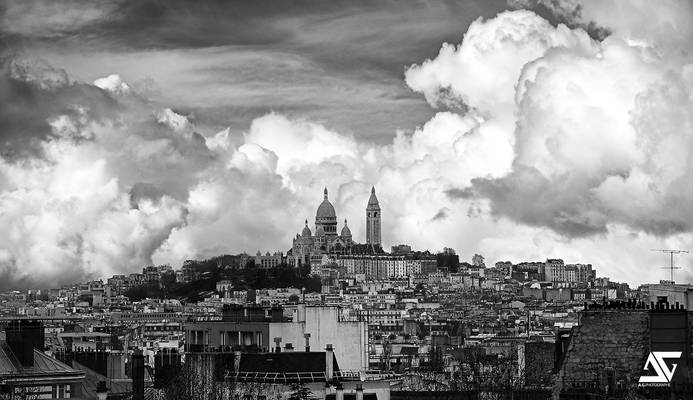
[{"left": 124, "top": 256, "right": 320, "bottom": 302}]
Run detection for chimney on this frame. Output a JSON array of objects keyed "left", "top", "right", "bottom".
[
  {"left": 274, "top": 337, "right": 282, "bottom": 353},
  {"left": 336, "top": 383, "right": 344, "bottom": 400},
  {"left": 284, "top": 343, "right": 294, "bottom": 352},
  {"left": 304, "top": 333, "right": 311, "bottom": 352},
  {"left": 271, "top": 307, "right": 283, "bottom": 322},
  {"left": 107, "top": 352, "right": 126, "bottom": 380},
  {"left": 131, "top": 350, "right": 144, "bottom": 400},
  {"left": 325, "top": 344, "right": 334, "bottom": 381},
  {"left": 6, "top": 320, "right": 44, "bottom": 367},
  {"left": 356, "top": 383, "right": 364, "bottom": 400}
]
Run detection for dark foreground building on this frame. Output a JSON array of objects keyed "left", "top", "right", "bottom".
[
  {"left": 0, "top": 320, "right": 86, "bottom": 398},
  {"left": 555, "top": 300, "right": 693, "bottom": 398}
]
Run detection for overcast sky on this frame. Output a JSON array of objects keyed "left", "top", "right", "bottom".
[{"left": 1, "top": 0, "right": 693, "bottom": 289}]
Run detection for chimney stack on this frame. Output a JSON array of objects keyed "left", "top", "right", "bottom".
[
  {"left": 274, "top": 337, "right": 282, "bottom": 353},
  {"left": 356, "top": 383, "right": 364, "bottom": 400},
  {"left": 131, "top": 350, "right": 144, "bottom": 400},
  {"left": 336, "top": 383, "right": 344, "bottom": 400},
  {"left": 325, "top": 344, "right": 334, "bottom": 381},
  {"left": 304, "top": 333, "right": 311, "bottom": 352},
  {"left": 6, "top": 320, "right": 44, "bottom": 367},
  {"left": 284, "top": 343, "right": 294, "bottom": 352},
  {"left": 107, "top": 352, "right": 126, "bottom": 380}
]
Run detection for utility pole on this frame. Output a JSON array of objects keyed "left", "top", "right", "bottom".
[{"left": 651, "top": 249, "right": 689, "bottom": 282}]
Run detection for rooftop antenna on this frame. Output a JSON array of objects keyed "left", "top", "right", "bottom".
[{"left": 651, "top": 249, "right": 689, "bottom": 282}]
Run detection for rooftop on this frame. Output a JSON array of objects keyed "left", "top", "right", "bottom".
[{"left": 0, "top": 342, "right": 84, "bottom": 382}]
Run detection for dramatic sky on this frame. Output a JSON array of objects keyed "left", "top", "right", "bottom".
[{"left": 1, "top": 0, "right": 692, "bottom": 289}]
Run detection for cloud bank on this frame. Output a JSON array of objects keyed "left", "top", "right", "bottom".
[{"left": 1, "top": 1, "right": 693, "bottom": 289}]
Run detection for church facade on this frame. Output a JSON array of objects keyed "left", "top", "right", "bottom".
[{"left": 291, "top": 187, "right": 381, "bottom": 266}]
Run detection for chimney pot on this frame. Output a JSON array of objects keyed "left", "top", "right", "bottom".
[
  {"left": 325, "top": 344, "right": 334, "bottom": 381},
  {"left": 304, "top": 333, "right": 311, "bottom": 352},
  {"left": 336, "top": 383, "right": 344, "bottom": 400}
]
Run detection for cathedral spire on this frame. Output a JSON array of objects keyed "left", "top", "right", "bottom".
[{"left": 324, "top": 187, "right": 328, "bottom": 200}]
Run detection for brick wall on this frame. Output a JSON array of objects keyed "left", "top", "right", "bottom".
[{"left": 555, "top": 310, "right": 649, "bottom": 392}]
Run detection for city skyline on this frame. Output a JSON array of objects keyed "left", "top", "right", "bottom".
[
  {"left": 4, "top": 2, "right": 693, "bottom": 399},
  {"left": 1, "top": 0, "right": 693, "bottom": 290}
]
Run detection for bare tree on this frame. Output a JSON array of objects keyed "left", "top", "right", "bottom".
[
  {"left": 287, "top": 383, "right": 313, "bottom": 400},
  {"left": 163, "top": 361, "right": 225, "bottom": 400}
]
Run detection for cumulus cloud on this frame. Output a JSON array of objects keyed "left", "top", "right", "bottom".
[
  {"left": 0, "top": 139, "right": 188, "bottom": 288},
  {"left": 404, "top": 4, "right": 693, "bottom": 237},
  {"left": 509, "top": 0, "right": 693, "bottom": 52},
  {"left": 0, "top": 61, "right": 205, "bottom": 289},
  {"left": 0, "top": 58, "right": 118, "bottom": 158},
  {"left": 454, "top": 7, "right": 693, "bottom": 238},
  {"left": 93, "top": 74, "right": 131, "bottom": 95},
  {"left": 399, "top": 1, "right": 693, "bottom": 283},
  {"left": 405, "top": 10, "right": 597, "bottom": 116}
]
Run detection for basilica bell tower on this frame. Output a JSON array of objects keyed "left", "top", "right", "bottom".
[{"left": 366, "top": 186, "right": 381, "bottom": 247}]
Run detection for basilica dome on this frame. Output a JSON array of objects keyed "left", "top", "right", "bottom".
[
  {"left": 301, "top": 220, "right": 312, "bottom": 237},
  {"left": 316, "top": 200, "right": 336, "bottom": 219},
  {"left": 316, "top": 187, "right": 337, "bottom": 220},
  {"left": 341, "top": 219, "right": 351, "bottom": 237}
]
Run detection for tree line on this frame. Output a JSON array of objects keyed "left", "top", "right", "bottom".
[{"left": 125, "top": 258, "right": 320, "bottom": 302}]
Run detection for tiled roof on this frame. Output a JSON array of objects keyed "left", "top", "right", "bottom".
[
  {"left": 33, "top": 350, "right": 77, "bottom": 374},
  {"left": 0, "top": 342, "right": 20, "bottom": 374},
  {"left": 73, "top": 360, "right": 132, "bottom": 398}
]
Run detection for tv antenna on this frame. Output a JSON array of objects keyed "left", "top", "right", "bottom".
[{"left": 651, "top": 249, "right": 689, "bottom": 282}]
